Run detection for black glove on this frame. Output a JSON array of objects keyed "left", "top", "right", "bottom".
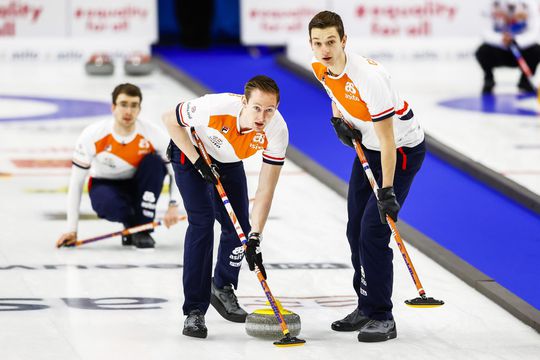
[
  {"left": 330, "top": 117, "right": 362, "bottom": 148},
  {"left": 166, "top": 140, "right": 173, "bottom": 161},
  {"left": 245, "top": 232, "right": 267, "bottom": 280},
  {"left": 376, "top": 186, "right": 400, "bottom": 224},
  {"left": 193, "top": 157, "right": 219, "bottom": 185}
]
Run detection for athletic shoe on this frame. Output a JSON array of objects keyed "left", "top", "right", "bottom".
[
  {"left": 132, "top": 232, "right": 155, "bottom": 249},
  {"left": 182, "top": 309, "right": 207, "bottom": 338},
  {"left": 331, "top": 307, "right": 370, "bottom": 331},
  {"left": 357, "top": 319, "right": 397, "bottom": 342},
  {"left": 210, "top": 278, "right": 247, "bottom": 323}
]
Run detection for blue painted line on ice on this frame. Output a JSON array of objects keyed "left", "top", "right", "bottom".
[
  {"left": 438, "top": 93, "right": 538, "bottom": 116},
  {"left": 0, "top": 95, "right": 110, "bottom": 122}
]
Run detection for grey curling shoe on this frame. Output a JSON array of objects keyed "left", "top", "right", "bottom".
[
  {"left": 210, "top": 278, "right": 247, "bottom": 323},
  {"left": 182, "top": 310, "right": 207, "bottom": 338},
  {"left": 331, "top": 307, "right": 370, "bottom": 331},
  {"left": 132, "top": 232, "right": 155, "bottom": 249},
  {"left": 357, "top": 319, "right": 397, "bottom": 342}
]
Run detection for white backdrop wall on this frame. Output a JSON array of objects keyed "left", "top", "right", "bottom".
[
  {"left": 0, "top": 0, "right": 68, "bottom": 37},
  {"left": 241, "top": 0, "right": 539, "bottom": 45},
  {"left": 0, "top": 0, "right": 157, "bottom": 62}
]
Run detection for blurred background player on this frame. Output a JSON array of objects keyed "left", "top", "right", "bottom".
[
  {"left": 56, "top": 83, "right": 181, "bottom": 249},
  {"left": 162, "top": 75, "right": 288, "bottom": 339},
  {"left": 475, "top": 0, "right": 540, "bottom": 94},
  {"left": 308, "top": 11, "right": 426, "bottom": 342}
]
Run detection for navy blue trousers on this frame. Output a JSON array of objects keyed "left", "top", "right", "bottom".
[
  {"left": 89, "top": 153, "right": 167, "bottom": 229},
  {"left": 169, "top": 143, "right": 250, "bottom": 315},
  {"left": 347, "top": 141, "right": 425, "bottom": 320}
]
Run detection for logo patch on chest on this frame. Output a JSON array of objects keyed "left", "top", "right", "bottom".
[
  {"left": 345, "top": 81, "right": 356, "bottom": 94},
  {"left": 345, "top": 81, "right": 360, "bottom": 102},
  {"left": 139, "top": 138, "right": 150, "bottom": 149},
  {"left": 249, "top": 133, "right": 266, "bottom": 150}
]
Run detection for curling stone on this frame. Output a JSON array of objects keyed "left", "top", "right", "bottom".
[
  {"left": 85, "top": 53, "right": 114, "bottom": 76},
  {"left": 245, "top": 300, "right": 301, "bottom": 339},
  {"left": 124, "top": 53, "right": 154, "bottom": 76}
]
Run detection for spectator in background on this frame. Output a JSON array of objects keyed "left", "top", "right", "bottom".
[{"left": 476, "top": 0, "right": 540, "bottom": 94}]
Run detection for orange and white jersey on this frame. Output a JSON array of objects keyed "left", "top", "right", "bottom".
[
  {"left": 311, "top": 52, "right": 424, "bottom": 151},
  {"left": 175, "top": 93, "right": 288, "bottom": 165},
  {"left": 72, "top": 118, "right": 170, "bottom": 179}
]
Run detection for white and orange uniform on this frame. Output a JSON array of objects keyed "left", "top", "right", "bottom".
[
  {"left": 311, "top": 52, "right": 424, "bottom": 151},
  {"left": 175, "top": 93, "right": 288, "bottom": 165},
  {"left": 66, "top": 119, "right": 179, "bottom": 232}
]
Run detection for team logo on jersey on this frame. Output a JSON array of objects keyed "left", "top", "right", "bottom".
[
  {"left": 139, "top": 138, "right": 150, "bottom": 149},
  {"left": 249, "top": 133, "right": 266, "bottom": 150},
  {"left": 221, "top": 126, "right": 230, "bottom": 134},
  {"left": 345, "top": 82, "right": 356, "bottom": 94},
  {"left": 105, "top": 145, "right": 112, "bottom": 152},
  {"left": 345, "top": 82, "right": 360, "bottom": 102},
  {"left": 253, "top": 133, "right": 265, "bottom": 144}
]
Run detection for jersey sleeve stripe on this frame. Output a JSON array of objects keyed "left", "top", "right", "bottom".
[
  {"left": 398, "top": 109, "right": 414, "bottom": 120},
  {"left": 72, "top": 160, "right": 90, "bottom": 169},
  {"left": 262, "top": 153, "right": 285, "bottom": 161},
  {"left": 395, "top": 101, "right": 409, "bottom": 115},
  {"left": 372, "top": 110, "right": 396, "bottom": 122},
  {"left": 371, "top": 107, "right": 395, "bottom": 118},
  {"left": 175, "top": 102, "right": 188, "bottom": 127},
  {"left": 263, "top": 158, "right": 285, "bottom": 166}
]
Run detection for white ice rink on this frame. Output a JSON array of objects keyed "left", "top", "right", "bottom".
[{"left": 0, "top": 62, "right": 539, "bottom": 360}]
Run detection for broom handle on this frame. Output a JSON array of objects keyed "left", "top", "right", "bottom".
[
  {"left": 509, "top": 40, "right": 537, "bottom": 91},
  {"left": 351, "top": 137, "right": 426, "bottom": 298},
  {"left": 75, "top": 216, "right": 187, "bottom": 246}
]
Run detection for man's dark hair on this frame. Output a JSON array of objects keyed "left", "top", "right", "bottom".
[
  {"left": 308, "top": 11, "right": 345, "bottom": 40},
  {"left": 244, "top": 75, "right": 280, "bottom": 104},
  {"left": 111, "top": 83, "right": 142, "bottom": 105}
]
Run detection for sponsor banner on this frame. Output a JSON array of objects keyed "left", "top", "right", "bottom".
[
  {"left": 0, "top": 0, "right": 157, "bottom": 40},
  {"left": 0, "top": 0, "right": 67, "bottom": 37},
  {"left": 335, "top": 0, "right": 488, "bottom": 38},
  {"left": 240, "top": 0, "right": 326, "bottom": 45},
  {"left": 242, "top": 0, "right": 540, "bottom": 45},
  {"left": 70, "top": 0, "right": 157, "bottom": 41}
]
